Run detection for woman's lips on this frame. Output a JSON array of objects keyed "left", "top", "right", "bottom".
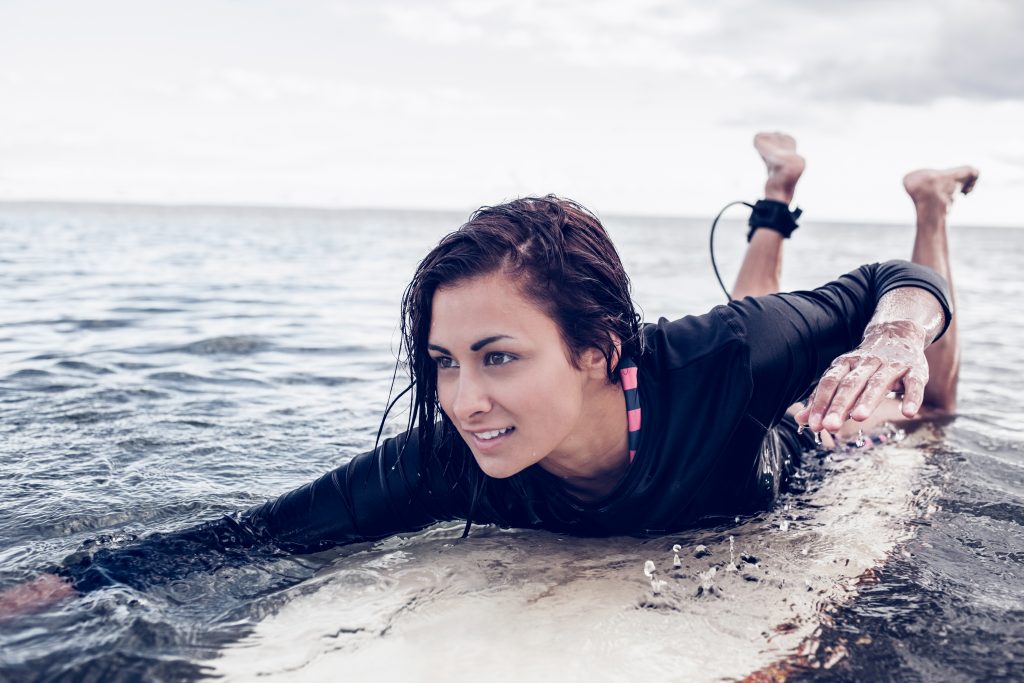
[{"left": 468, "top": 426, "right": 515, "bottom": 451}]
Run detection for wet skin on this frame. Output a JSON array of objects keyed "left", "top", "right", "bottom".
[{"left": 428, "top": 271, "right": 630, "bottom": 496}]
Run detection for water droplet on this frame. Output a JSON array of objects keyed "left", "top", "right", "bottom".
[
  {"left": 697, "top": 565, "right": 718, "bottom": 595},
  {"left": 855, "top": 428, "right": 866, "bottom": 448}
]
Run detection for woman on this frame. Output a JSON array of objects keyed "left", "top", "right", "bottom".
[{"left": 0, "top": 132, "right": 977, "bottom": 613}]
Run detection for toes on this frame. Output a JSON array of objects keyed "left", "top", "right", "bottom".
[{"left": 958, "top": 167, "right": 980, "bottom": 195}]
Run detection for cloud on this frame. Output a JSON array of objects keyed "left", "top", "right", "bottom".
[
  {"left": 373, "top": 0, "right": 1024, "bottom": 104},
  {"left": 374, "top": 0, "right": 738, "bottom": 75},
  {"left": 786, "top": 0, "right": 1024, "bottom": 103}
]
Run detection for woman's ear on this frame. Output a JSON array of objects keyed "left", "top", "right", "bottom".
[
  {"left": 582, "top": 333, "right": 622, "bottom": 380},
  {"left": 581, "top": 347, "right": 609, "bottom": 379}
]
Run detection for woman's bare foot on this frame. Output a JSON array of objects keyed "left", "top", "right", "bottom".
[
  {"left": 754, "top": 132, "right": 806, "bottom": 205},
  {"left": 903, "top": 166, "right": 980, "bottom": 209}
]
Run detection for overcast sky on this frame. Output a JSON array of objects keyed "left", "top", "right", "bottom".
[{"left": 1, "top": 0, "right": 1021, "bottom": 225}]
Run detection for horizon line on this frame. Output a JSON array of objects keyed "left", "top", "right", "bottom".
[{"left": 0, "top": 197, "right": 1019, "bottom": 231}]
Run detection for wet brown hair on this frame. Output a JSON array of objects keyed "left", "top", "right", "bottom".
[{"left": 394, "top": 195, "right": 642, "bottom": 462}]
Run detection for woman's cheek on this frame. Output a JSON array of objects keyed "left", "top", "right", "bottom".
[{"left": 435, "top": 375, "right": 455, "bottom": 416}]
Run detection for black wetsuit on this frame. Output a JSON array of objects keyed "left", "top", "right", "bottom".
[{"left": 60, "top": 260, "right": 952, "bottom": 592}]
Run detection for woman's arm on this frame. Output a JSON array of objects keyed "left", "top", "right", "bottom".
[
  {"left": 242, "top": 429, "right": 470, "bottom": 551},
  {"left": 29, "top": 430, "right": 470, "bottom": 599},
  {"left": 725, "top": 259, "right": 952, "bottom": 432},
  {"left": 794, "top": 286, "right": 945, "bottom": 432}
]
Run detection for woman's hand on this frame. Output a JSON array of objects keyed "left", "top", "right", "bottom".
[
  {"left": 0, "top": 574, "right": 75, "bottom": 620},
  {"left": 795, "top": 320, "right": 931, "bottom": 433}
]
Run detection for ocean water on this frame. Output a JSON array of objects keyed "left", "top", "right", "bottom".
[{"left": 0, "top": 202, "right": 1021, "bottom": 682}]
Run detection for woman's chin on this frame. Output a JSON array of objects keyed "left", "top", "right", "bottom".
[{"left": 470, "top": 454, "right": 530, "bottom": 480}]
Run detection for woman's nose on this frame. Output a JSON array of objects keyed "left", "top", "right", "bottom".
[{"left": 452, "top": 372, "right": 492, "bottom": 421}]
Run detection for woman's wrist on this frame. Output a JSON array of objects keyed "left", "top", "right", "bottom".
[
  {"left": 867, "top": 287, "right": 946, "bottom": 346},
  {"left": 861, "top": 319, "right": 930, "bottom": 351}
]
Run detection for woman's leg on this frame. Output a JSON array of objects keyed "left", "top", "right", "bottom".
[
  {"left": 902, "top": 166, "right": 978, "bottom": 414},
  {"left": 735, "top": 133, "right": 975, "bottom": 426},
  {"left": 831, "top": 167, "right": 978, "bottom": 436},
  {"left": 731, "top": 132, "right": 805, "bottom": 300}
]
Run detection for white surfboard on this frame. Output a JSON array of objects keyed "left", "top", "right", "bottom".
[{"left": 211, "top": 435, "right": 936, "bottom": 682}]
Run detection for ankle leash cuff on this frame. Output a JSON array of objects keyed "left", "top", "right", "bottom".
[{"left": 747, "top": 199, "right": 803, "bottom": 242}]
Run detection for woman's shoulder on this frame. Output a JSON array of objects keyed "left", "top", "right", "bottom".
[{"left": 638, "top": 306, "right": 749, "bottom": 374}]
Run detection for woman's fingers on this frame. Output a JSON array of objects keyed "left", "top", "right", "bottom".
[
  {"left": 800, "top": 358, "right": 849, "bottom": 431},
  {"left": 900, "top": 367, "right": 928, "bottom": 417},
  {"left": 849, "top": 366, "right": 903, "bottom": 420},
  {"left": 801, "top": 357, "right": 915, "bottom": 432},
  {"left": 818, "top": 358, "right": 883, "bottom": 431},
  {"left": 797, "top": 324, "right": 932, "bottom": 435},
  {"left": 803, "top": 357, "right": 877, "bottom": 432},
  {"left": 800, "top": 360, "right": 928, "bottom": 433}
]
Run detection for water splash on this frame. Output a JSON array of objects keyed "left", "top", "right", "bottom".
[
  {"left": 643, "top": 559, "right": 665, "bottom": 594},
  {"left": 697, "top": 566, "right": 718, "bottom": 597}
]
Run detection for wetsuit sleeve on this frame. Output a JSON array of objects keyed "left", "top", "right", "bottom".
[
  {"left": 56, "top": 430, "right": 471, "bottom": 592},
  {"left": 722, "top": 259, "right": 953, "bottom": 428},
  {"left": 243, "top": 429, "right": 469, "bottom": 550}
]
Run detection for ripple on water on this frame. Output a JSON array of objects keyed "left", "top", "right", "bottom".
[
  {"left": 59, "top": 318, "right": 137, "bottom": 331},
  {"left": 153, "top": 419, "right": 220, "bottom": 429},
  {"left": 147, "top": 372, "right": 268, "bottom": 388},
  {"left": 54, "top": 360, "right": 114, "bottom": 375},
  {"left": 112, "top": 362, "right": 161, "bottom": 370},
  {"left": 93, "top": 388, "right": 170, "bottom": 403},
  {"left": 276, "top": 373, "right": 359, "bottom": 387},
  {"left": 52, "top": 409, "right": 134, "bottom": 425},
  {"left": 174, "top": 336, "right": 272, "bottom": 356},
  {"left": 109, "top": 306, "right": 185, "bottom": 314},
  {"left": 3, "top": 368, "right": 96, "bottom": 394},
  {"left": 4, "top": 369, "right": 54, "bottom": 380},
  {"left": 941, "top": 499, "right": 1024, "bottom": 526}
]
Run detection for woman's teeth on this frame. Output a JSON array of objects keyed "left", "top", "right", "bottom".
[{"left": 476, "top": 427, "right": 513, "bottom": 440}]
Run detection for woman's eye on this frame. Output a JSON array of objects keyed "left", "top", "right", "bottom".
[
  {"left": 434, "top": 356, "right": 459, "bottom": 369},
  {"left": 485, "top": 352, "right": 516, "bottom": 366}
]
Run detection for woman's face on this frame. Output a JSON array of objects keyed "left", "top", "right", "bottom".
[{"left": 428, "top": 271, "right": 607, "bottom": 479}]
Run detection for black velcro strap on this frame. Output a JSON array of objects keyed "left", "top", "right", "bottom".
[{"left": 747, "top": 199, "right": 803, "bottom": 242}]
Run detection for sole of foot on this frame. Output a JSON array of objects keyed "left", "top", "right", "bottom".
[
  {"left": 754, "top": 132, "right": 806, "bottom": 203},
  {"left": 903, "top": 166, "right": 980, "bottom": 207}
]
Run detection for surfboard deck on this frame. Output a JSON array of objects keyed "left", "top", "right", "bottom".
[{"left": 211, "top": 439, "right": 936, "bottom": 682}]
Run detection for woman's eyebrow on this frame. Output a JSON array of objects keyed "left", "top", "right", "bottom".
[
  {"left": 428, "top": 335, "right": 513, "bottom": 355},
  {"left": 471, "top": 335, "right": 512, "bottom": 351}
]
